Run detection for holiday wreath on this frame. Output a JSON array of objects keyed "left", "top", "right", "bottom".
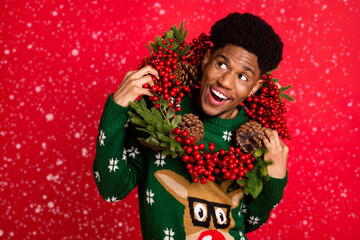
[{"left": 128, "top": 23, "right": 294, "bottom": 198}]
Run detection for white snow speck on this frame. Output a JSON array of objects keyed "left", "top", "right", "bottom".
[
  {"left": 0, "top": 229, "right": 3, "bottom": 237},
  {"left": 16, "top": 143, "right": 21, "bottom": 149},
  {"left": 46, "top": 113, "right": 54, "bottom": 122},
  {"left": 47, "top": 201, "right": 54, "bottom": 208},
  {"left": 72, "top": 49, "right": 79, "bottom": 56},
  {"left": 35, "top": 86, "right": 41, "bottom": 92},
  {"left": 159, "top": 9, "right": 165, "bottom": 15},
  {"left": 4, "top": 49, "right": 10, "bottom": 55},
  {"left": 52, "top": 11, "right": 58, "bottom": 16}
]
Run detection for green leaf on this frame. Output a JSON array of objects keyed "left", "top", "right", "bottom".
[
  {"left": 279, "top": 85, "right": 292, "bottom": 93},
  {"left": 182, "top": 43, "right": 190, "bottom": 55},
  {"left": 171, "top": 115, "right": 181, "bottom": 129},
  {"left": 149, "top": 41, "right": 157, "bottom": 51},
  {"left": 159, "top": 98, "right": 170, "bottom": 109},
  {"left": 166, "top": 30, "right": 174, "bottom": 41},
  {"left": 170, "top": 140, "right": 175, "bottom": 151},
  {"left": 237, "top": 179, "right": 246, "bottom": 186},
  {"left": 151, "top": 107, "right": 165, "bottom": 123},
  {"left": 271, "top": 78, "right": 279, "bottom": 83},
  {"left": 163, "top": 120, "right": 172, "bottom": 134},
  {"left": 146, "top": 125, "right": 156, "bottom": 132},
  {"left": 145, "top": 44, "right": 152, "bottom": 54},
  {"left": 156, "top": 35, "right": 163, "bottom": 46},
  {"left": 279, "top": 93, "right": 295, "bottom": 102},
  {"left": 156, "top": 124, "right": 165, "bottom": 134},
  {"left": 166, "top": 108, "right": 175, "bottom": 119},
  {"left": 245, "top": 171, "right": 264, "bottom": 198},
  {"left": 130, "top": 116, "right": 147, "bottom": 128},
  {"left": 179, "top": 22, "right": 184, "bottom": 35}
]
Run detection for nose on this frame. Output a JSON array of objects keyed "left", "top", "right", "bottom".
[{"left": 218, "top": 72, "right": 234, "bottom": 89}]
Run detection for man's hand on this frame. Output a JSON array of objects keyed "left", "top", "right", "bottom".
[
  {"left": 113, "top": 65, "right": 159, "bottom": 107},
  {"left": 263, "top": 129, "right": 289, "bottom": 179}
]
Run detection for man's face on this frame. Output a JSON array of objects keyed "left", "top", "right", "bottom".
[{"left": 199, "top": 44, "right": 263, "bottom": 119}]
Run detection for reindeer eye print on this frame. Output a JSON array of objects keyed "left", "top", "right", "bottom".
[
  {"left": 194, "top": 203, "right": 207, "bottom": 222},
  {"left": 215, "top": 208, "right": 227, "bottom": 225}
]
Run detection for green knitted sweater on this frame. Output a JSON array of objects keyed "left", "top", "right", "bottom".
[{"left": 93, "top": 94, "right": 288, "bottom": 240}]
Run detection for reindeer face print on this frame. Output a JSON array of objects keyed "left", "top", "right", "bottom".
[{"left": 155, "top": 170, "right": 243, "bottom": 240}]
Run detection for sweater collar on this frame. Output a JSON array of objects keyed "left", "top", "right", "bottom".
[{"left": 180, "top": 94, "right": 249, "bottom": 129}]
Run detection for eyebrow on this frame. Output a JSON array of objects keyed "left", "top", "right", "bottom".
[{"left": 217, "top": 54, "right": 255, "bottom": 76}]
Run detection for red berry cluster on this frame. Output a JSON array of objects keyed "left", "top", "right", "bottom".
[
  {"left": 173, "top": 127, "right": 255, "bottom": 184},
  {"left": 186, "top": 33, "right": 213, "bottom": 66},
  {"left": 138, "top": 38, "right": 191, "bottom": 112},
  {"left": 244, "top": 74, "right": 291, "bottom": 140}
]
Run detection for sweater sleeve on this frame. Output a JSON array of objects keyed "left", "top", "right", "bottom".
[
  {"left": 243, "top": 172, "right": 288, "bottom": 233},
  {"left": 93, "top": 95, "right": 145, "bottom": 202}
]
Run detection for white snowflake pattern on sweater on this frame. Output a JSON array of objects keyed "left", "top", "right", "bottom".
[
  {"left": 127, "top": 147, "right": 139, "bottom": 158},
  {"left": 108, "top": 158, "right": 119, "bottom": 172},
  {"left": 146, "top": 189, "right": 155, "bottom": 205},
  {"left": 247, "top": 215, "right": 260, "bottom": 225},
  {"left": 154, "top": 153, "right": 166, "bottom": 167},
  {"left": 99, "top": 129, "right": 106, "bottom": 146},
  {"left": 163, "top": 228, "right": 175, "bottom": 240},
  {"left": 222, "top": 130, "right": 233, "bottom": 142}
]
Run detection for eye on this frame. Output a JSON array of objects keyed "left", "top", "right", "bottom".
[
  {"left": 217, "top": 62, "right": 227, "bottom": 70},
  {"left": 215, "top": 208, "right": 227, "bottom": 225},
  {"left": 194, "top": 203, "right": 207, "bottom": 222},
  {"left": 238, "top": 74, "right": 248, "bottom": 81}
]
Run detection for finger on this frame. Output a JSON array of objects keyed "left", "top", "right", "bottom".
[
  {"left": 136, "top": 88, "right": 154, "bottom": 98},
  {"left": 263, "top": 137, "right": 271, "bottom": 150},
  {"left": 123, "top": 70, "right": 137, "bottom": 81},
  {"left": 132, "top": 65, "right": 159, "bottom": 79},
  {"left": 133, "top": 75, "right": 154, "bottom": 87}
]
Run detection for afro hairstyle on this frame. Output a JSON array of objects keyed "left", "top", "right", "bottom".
[{"left": 210, "top": 12, "right": 283, "bottom": 76}]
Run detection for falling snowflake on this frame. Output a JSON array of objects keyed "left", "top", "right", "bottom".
[
  {"left": 122, "top": 149, "right": 127, "bottom": 165},
  {"left": 154, "top": 153, "right": 166, "bottom": 167},
  {"left": 238, "top": 203, "right": 247, "bottom": 216},
  {"left": 164, "top": 228, "right": 175, "bottom": 240},
  {"left": 238, "top": 231, "right": 246, "bottom": 240},
  {"left": 127, "top": 147, "right": 139, "bottom": 158},
  {"left": 124, "top": 117, "right": 131, "bottom": 128},
  {"left": 94, "top": 171, "right": 100, "bottom": 182},
  {"left": 222, "top": 130, "right": 233, "bottom": 142},
  {"left": 247, "top": 215, "right": 260, "bottom": 225},
  {"left": 146, "top": 189, "right": 155, "bottom": 205},
  {"left": 105, "top": 196, "right": 120, "bottom": 202},
  {"left": 99, "top": 129, "right": 106, "bottom": 146},
  {"left": 108, "top": 158, "right": 119, "bottom": 172},
  {"left": 273, "top": 203, "right": 279, "bottom": 210}
]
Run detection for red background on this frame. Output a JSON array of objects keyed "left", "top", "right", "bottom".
[{"left": 1, "top": 0, "right": 360, "bottom": 239}]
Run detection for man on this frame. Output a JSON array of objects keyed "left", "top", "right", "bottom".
[{"left": 93, "top": 13, "right": 288, "bottom": 240}]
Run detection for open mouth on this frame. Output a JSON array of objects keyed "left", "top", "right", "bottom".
[{"left": 210, "top": 88, "right": 229, "bottom": 102}]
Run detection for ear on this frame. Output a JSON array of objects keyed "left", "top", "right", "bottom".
[
  {"left": 155, "top": 170, "right": 190, "bottom": 205},
  {"left": 202, "top": 51, "right": 212, "bottom": 72},
  {"left": 248, "top": 79, "right": 264, "bottom": 97}
]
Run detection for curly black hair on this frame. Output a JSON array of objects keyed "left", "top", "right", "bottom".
[{"left": 210, "top": 12, "right": 283, "bottom": 76}]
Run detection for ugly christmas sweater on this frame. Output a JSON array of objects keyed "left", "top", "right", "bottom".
[{"left": 93, "top": 94, "right": 288, "bottom": 240}]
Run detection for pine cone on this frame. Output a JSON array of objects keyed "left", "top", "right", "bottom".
[
  {"left": 171, "top": 113, "right": 204, "bottom": 143},
  {"left": 173, "top": 62, "right": 198, "bottom": 89},
  {"left": 235, "top": 121, "right": 266, "bottom": 153}
]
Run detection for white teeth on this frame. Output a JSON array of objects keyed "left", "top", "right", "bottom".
[{"left": 211, "top": 88, "right": 228, "bottom": 100}]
